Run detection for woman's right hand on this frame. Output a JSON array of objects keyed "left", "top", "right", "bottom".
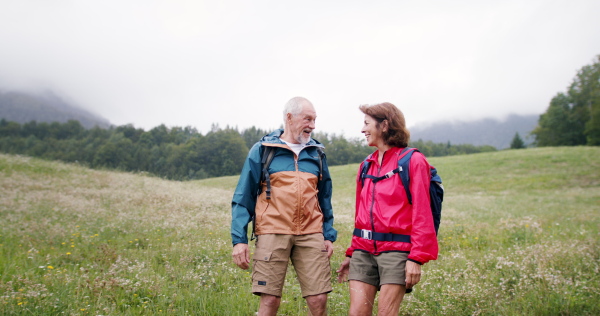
[{"left": 336, "top": 257, "right": 351, "bottom": 283}]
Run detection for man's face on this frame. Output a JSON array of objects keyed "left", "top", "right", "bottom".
[{"left": 287, "top": 103, "right": 317, "bottom": 144}]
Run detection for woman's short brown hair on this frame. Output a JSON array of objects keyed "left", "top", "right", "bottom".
[{"left": 359, "top": 102, "right": 410, "bottom": 147}]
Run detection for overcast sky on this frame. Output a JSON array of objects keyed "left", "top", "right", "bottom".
[{"left": 1, "top": 0, "right": 599, "bottom": 139}]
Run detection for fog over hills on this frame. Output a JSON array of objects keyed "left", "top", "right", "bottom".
[
  {"left": 410, "top": 114, "right": 539, "bottom": 149},
  {"left": 0, "top": 89, "right": 110, "bottom": 129},
  {"left": 1, "top": 88, "right": 540, "bottom": 149}
]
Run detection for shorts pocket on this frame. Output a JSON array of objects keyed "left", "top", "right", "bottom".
[
  {"left": 254, "top": 246, "right": 288, "bottom": 262},
  {"left": 254, "top": 235, "right": 291, "bottom": 262},
  {"left": 254, "top": 247, "right": 273, "bottom": 262}
]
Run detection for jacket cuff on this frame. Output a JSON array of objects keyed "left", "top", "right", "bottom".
[
  {"left": 345, "top": 248, "right": 353, "bottom": 257},
  {"left": 408, "top": 258, "right": 423, "bottom": 265},
  {"left": 231, "top": 237, "right": 249, "bottom": 246}
]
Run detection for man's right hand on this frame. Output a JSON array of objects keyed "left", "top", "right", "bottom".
[{"left": 232, "top": 243, "right": 250, "bottom": 270}]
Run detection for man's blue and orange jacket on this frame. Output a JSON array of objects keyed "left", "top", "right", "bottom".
[{"left": 231, "top": 129, "right": 337, "bottom": 245}]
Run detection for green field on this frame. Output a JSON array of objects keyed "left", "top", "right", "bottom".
[{"left": 1, "top": 147, "right": 599, "bottom": 315}]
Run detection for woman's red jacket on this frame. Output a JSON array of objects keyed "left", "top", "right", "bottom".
[{"left": 345, "top": 146, "right": 439, "bottom": 264}]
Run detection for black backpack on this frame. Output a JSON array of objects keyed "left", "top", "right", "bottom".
[{"left": 359, "top": 147, "right": 443, "bottom": 235}]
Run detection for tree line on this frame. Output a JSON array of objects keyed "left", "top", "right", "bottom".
[{"left": 0, "top": 120, "right": 496, "bottom": 180}]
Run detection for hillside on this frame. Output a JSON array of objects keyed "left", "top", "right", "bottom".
[
  {"left": 1, "top": 147, "right": 598, "bottom": 315},
  {"left": 410, "top": 114, "right": 539, "bottom": 149},
  {"left": 0, "top": 89, "right": 110, "bottom": 128}
]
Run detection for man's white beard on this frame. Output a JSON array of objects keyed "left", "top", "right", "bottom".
[{"left": 296, "top": 132, "right": 311, "bottom": 145}]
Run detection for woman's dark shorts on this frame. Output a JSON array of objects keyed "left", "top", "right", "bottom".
[{"left": 348, "top": 251, "right": 408, "bottom": 288}]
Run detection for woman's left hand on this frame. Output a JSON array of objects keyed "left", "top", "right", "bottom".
[
  {"left": 405, "top": 260, "right": 422, "bottom": 290},
  {"left": 336, "top": 257, "right": 351, "bottom": 283}
]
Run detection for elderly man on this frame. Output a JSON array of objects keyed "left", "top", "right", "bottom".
[{"left": 231, "top": 96, "right": 337, "bottom": 316}]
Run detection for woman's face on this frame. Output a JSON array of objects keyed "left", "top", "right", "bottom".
[{"left": 361, "top": 114, "right": 384, "bottom": 147}]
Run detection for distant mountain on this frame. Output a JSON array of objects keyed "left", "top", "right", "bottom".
[
  {"left": 410, "top": 114, "right": 539, "bottom": 149},
  {"left": 0, "top": 89, "right": 110, "bottom": 129}
]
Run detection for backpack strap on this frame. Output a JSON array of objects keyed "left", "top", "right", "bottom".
[
  {"left": 251, "top": 145, "right": 275, "bottom": 241},
  {"left": 353, "top": 228, "right": 411, "bottom": 243},
  {"left": 359, "top": 155, "right": 372, "bottom": 187},
  {"left": 261, "top": 146, "right": 276, "bottom": 200},
  {"left": 316, "top": 147, "right": 324, "bottom": 181},
  {"left": 360, "top": 148, "right": 417, "bottom": 189},
  {"left": 397, "top": 147, "right": 418, "bottom": 205}
]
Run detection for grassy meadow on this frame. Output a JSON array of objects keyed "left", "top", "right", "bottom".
[{"left": 1, "top": 146, "right": 599, "bottom": 315}]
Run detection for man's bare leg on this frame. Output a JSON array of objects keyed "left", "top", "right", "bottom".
[
  {"left": 305, "top": 293, "right": 328, "bottom": 316},
  {"left": 258, "top": 294, "right": 281, "bottom": 316}
]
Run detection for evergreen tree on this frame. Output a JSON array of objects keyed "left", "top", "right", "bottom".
[{"left": 510, "top": 132, "right": 525, "bottom": 149}]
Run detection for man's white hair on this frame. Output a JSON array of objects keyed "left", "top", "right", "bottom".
[{"left": 283, "top": 96, "right": 312, "bottom": 124}]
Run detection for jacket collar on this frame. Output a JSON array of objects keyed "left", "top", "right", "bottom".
[
  {"left": 367, "top": 146, "right": 403, "bottom": 164},
  {"left": 260, "top": 128, "right": 323, "bottom": 147}
]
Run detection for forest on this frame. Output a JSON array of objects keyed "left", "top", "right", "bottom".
[{"left": 0, "top": 120, "right": 496, "bottom": 180}]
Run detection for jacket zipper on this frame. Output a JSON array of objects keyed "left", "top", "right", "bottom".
[
  {"left": 369, "top": 151, "right": 386, "bottom": 254},
  {"left": 294, "top": 151, "right": 300, "bottom": 234},
  {"left": 288, "top": 144, "right": 320, "bottom": 234}
]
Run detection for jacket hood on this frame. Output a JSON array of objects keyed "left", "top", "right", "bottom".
[{"left": 260, "top": 128, "right": 324, "bottom": 147}]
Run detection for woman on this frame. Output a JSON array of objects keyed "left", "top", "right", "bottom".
[{"left": 337, "top": 102, "right": 438, "bottom": 315}]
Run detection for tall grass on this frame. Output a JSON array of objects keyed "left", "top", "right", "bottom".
[{"left": 1, "top": 146, "right": 599, "bottom": 315}]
